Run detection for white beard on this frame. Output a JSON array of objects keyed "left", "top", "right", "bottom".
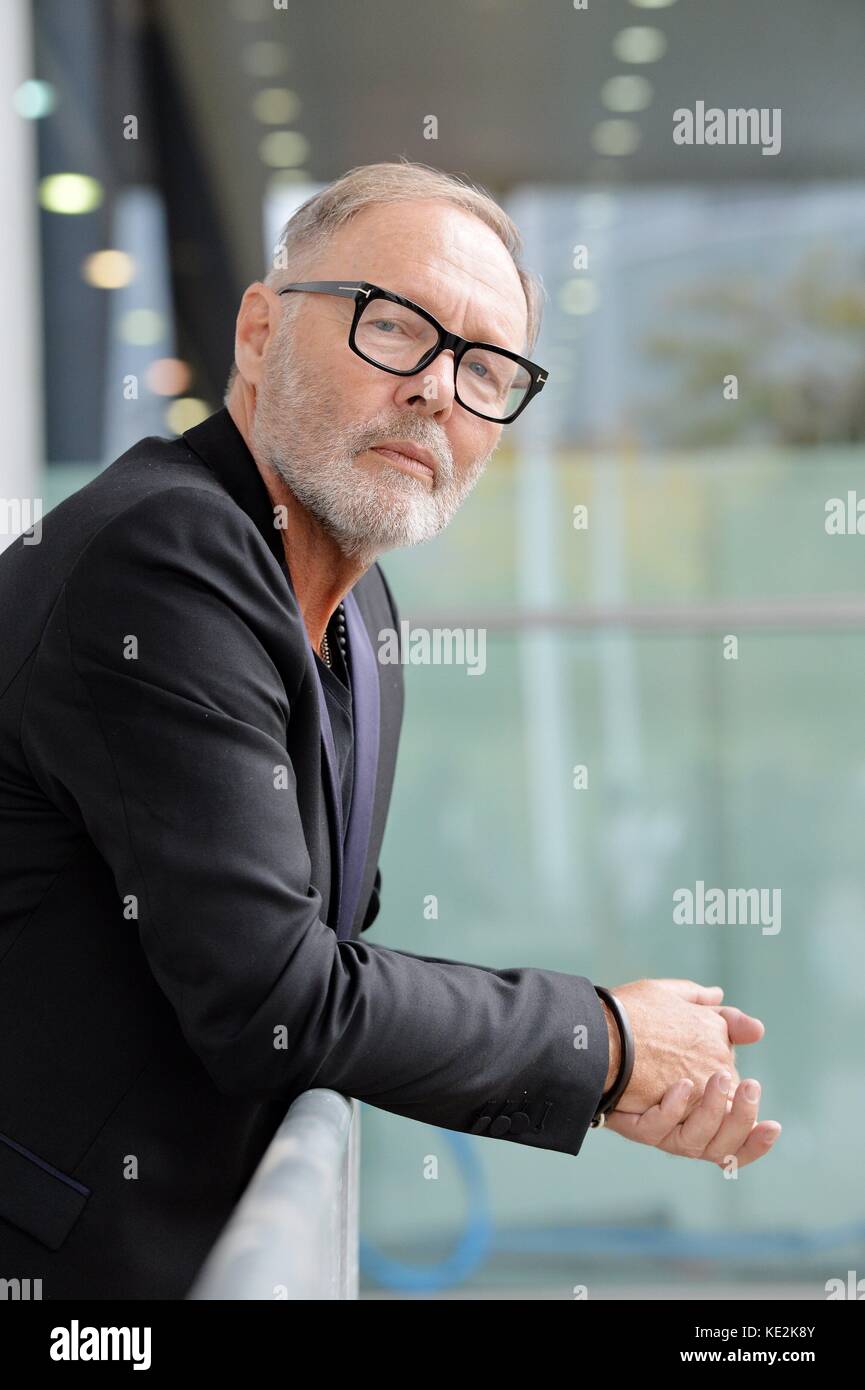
[{"left": 251, "top": 321, "right": 493, "bottom": 565}]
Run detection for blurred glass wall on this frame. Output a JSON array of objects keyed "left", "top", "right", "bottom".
[{"left": 359, "top": 182, "right": 865, "bottom": 1296}]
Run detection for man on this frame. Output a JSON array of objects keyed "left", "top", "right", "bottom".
[{"left": 0, "top": 161, "right": 779, "bottom": 1301}]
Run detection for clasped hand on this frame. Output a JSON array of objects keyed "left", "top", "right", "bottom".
[{"left": 602, "top": 980, "right": 781, "bottom": 1169}]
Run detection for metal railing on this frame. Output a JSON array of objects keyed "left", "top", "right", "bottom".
[{"left": 188, "top": 1089, "right": 359, "bottom": 1300}]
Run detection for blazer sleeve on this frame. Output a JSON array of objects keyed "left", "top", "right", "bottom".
[{"left": 22, "top": 488, "right": 609, "bottom": 1157}]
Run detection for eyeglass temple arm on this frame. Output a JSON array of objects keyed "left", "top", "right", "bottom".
[{"left": 277, "top": 282, "right": 373, "bottom": 299}]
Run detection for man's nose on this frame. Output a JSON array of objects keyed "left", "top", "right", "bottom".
[{"left": 393, "top": 349, "right": 456, "bottom": 418}]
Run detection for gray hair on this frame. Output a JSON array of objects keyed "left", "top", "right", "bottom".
[{"left": 225, "top": 158, "right": 544, "bottom": 400}]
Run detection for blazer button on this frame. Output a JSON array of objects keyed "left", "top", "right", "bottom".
[
  {"left": 509, "top": 1111, "right": 531, "bottom": 1135},
  {"left": 489, "top": 1114, "right": 512, "bottom": 1137},
  {"left": 470, "top": 1114, "right": 492, "bottom": 1134}
]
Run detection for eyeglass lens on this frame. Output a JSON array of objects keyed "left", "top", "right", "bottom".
[{"left": 355, "top": 298, "right": 532, "bottom": 421}]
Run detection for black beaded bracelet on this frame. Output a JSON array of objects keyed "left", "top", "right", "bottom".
[{"left": 590, "top": 986, "right": 635, "bottom": 1129}]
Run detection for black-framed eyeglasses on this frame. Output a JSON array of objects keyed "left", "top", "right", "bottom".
[{"left": 277, "top": 280, "right": 548, "bottom": 424}]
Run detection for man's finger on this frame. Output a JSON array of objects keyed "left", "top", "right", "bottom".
[
  {"left": 716, "top": 1121, "right": 782, "bottom": 1171},
  {"left": 677, "top": 1071, "right": 732, "bottom": 1153},
  {"left": 605, "top": 1079, "right": 693, "bottom": 1145},
  {"left": 712, "top": 1006, "right": 765, "bottom": 1043},
  {"left": 701, "top": 1078, "right": 763, "bottom": 1164}
]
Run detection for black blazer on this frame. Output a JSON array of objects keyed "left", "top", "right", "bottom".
[{"left": 0, "top": 407, "right": 609, "bottom": 1299}]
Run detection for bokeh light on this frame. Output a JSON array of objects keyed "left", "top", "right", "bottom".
[
  {"left": 601, "top": 75, "right": 654, "bottom": 113},
  {"left": 591, "top": 118, "right": 642, "bottom": 156},
  {"left": 558, "top": 279, "right": 600, "bottom": 316},
  {"left": 612, "top": 26, "right": 668, "bottom": 62},
  {"left": 39, "top": 173, "right": 103, "bottom": 214},
  {"left": 119, "top": 309, "right": 165, "bottom": 346},
  {"left": 165, "top": 398, "right": 211, "bottom": 433},
  {"left": 259, "top": 130, "right": 309, "bottom": 167},
  {"left": 146, "top": 358, "right": 193, "bottom": 396},
  {"left": 82, "top": 250, "right": 136, "bottom": 289},
  {"left": 13, "top": 79, "right": 56, "bottom": 119},
  {"left": 252, "top": 88, "right": 301, "bottom": 124}
]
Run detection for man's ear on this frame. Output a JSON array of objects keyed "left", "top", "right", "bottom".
[{"left": 234, "top": 283, "right": 281, "bottom": 389}]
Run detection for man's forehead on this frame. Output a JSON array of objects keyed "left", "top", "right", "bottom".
[
  {"left": 319, "top": 200, "right": 528, "bottom": 348},
  {"left": 383, "top": 275, "right": 526, "bottom": 351}
]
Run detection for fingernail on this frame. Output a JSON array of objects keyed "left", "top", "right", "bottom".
[
  {"left": 718, "top": 1072, "right": 731, "bottom": 1094},
  {"left": 745, "top": 1081, "right": 761, "bottom": 1102},
  {"left": 681, "top": 1079, "right": 694, "bottom": 1093}
]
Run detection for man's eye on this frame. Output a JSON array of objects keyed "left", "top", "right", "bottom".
[
  {"left": 372, "top": 319, "right": 404, "bottom": 334},
  {"left": 469, "top": 360, "right": 507, "bottom": 389}
]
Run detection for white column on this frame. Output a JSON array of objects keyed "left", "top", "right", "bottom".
[{"left": 0, "top": 0, "right": 42, "bottom": 550}]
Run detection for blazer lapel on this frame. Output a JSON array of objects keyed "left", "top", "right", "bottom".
[
  {"left": 182, "top": 409, "right": 344, "bottom": 925},
  {"left": 312, "top": 665, "right": 345, "bottom": 931},
  {"left": 336, "top": 590, "right": 380, "bottom": 940},
  {"left": 181, "top": 408, "right": 383, "bottom": 938}
]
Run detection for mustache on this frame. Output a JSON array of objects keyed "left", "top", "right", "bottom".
[{"left": 348, "top": 419, "right": 454, "bottom": 478}]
